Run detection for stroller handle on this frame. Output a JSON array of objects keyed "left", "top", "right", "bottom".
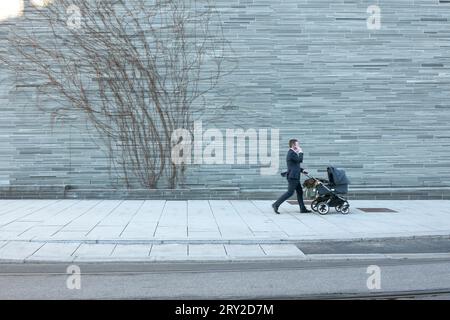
[{"left": 302, "top": 172, "right": 318, "bottom": 181}]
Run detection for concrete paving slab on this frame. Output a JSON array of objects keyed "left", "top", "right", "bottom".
[
  {"left": 150, "top": 244, "right": 188, "bottom": 258},
  {"left": 120, "top": 226, "right": 156, "bottom": 239},
  {"left": 28, "top": 243, "right": 80, "bottom": 261},
  {"left": 42, "top": 200, "right": 104, "bottom": 226},
  {"left": 17, "top": 226, "right": 61, "bottom": 239},
  {"left": 130, "top": 200, "right": 166, "bottom": 223},
  {"left": 0, "top": 201, "right": 59, "bottom": 226},
  {"left": 261, "top": 244, "right": 306, "bottom": 257},
  {"left": 154, "top": 226, "right": 187, "bottom": 239},
  {"left": 188, "top": 231, "right": 222, "bottom": 239},
  {"left": 86, "top": 226, "right": 124, "bottom": 239},
  {"left": 0, "top": 221, "right": 38, "bottom": 232},
  {"left": 72, "top": 244, "right": 115, "bottom": 259},
  {"left": 188, "top": 244, "right": 227, "bottom": 257},
  {"left": 111, "top": 244, "right": 152, "bottom": 258},
  {"left": 0, "top": 231, "right": 22, "bottom": 240},
  {"left": 49, "top": 231, "right": 90, "bottom": 240},
  {"left": 225, "top": 244, "right": 266, "bottom": 257},
  {"left": 188, "top": 201, "right": 220, "bottom": 234},
  {"left": 0, "top": 241, "right": 44, "bottom": 260},
  {"left": 17, "top": 200, "right": 80, "bottom": 222}
]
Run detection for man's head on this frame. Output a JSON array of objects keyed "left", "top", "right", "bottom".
[{"left": 289, "top": 139, "right": 299, "bottom": 149}]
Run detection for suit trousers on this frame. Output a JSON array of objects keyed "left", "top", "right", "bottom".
[{"left": 274, "top": 178, "right": 308, "bottom": 210}]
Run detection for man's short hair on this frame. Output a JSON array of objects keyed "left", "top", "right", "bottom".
[{"left": 289, "top": 139, "right": 298, "bottom": 148}]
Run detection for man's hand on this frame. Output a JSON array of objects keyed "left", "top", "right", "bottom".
[{"left": 293, "top": 146, "right": 303, "bottom": 153}]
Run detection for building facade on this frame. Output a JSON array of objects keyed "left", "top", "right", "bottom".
[{"left": 1, "top": 0, "right": 450, "bottom": 199}]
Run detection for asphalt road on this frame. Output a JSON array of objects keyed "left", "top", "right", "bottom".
[
  {"left": 295, "top": 237, "right": 450, "bottom": 254},
  {"left": 0, "top": 257, "right": 449, "bottom": 299}
]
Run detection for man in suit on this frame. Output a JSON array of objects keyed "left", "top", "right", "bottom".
[{"left": 272, "top": 139, "right": 311, "bottom": 214}]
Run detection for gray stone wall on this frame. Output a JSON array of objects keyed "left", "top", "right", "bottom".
[{"left": 1, "top": 0, "right": 450, "bottom": 198}]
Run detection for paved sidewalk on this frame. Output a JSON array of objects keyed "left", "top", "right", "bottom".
[{"left": 0, "top": 199, "right": 449, "bottom": 262}]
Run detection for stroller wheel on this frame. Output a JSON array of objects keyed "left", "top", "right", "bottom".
[
  {"left": 335, "top": 205, "right": 342, "bottom": 212},
  {"left": 340, "top": 202, "right": 350, "bottom": 215},
  {"left": 317, "top": 202, "right": 329, "bottom": 215},
  {"left": 310, "top": 200, "right": 319, "bottom": 212}
]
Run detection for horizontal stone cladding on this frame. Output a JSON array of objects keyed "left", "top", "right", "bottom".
[{"left": 0, "top": 0, "right": 450, "bottom": 198}]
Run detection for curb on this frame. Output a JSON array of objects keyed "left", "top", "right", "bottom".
[
  {"left": 2, "top": 252, "right": 450, "bottom": 265},
  {"left": 1, "top": 234, "right": 449, "bottom": 264},
  {"left": 3, "top": 233, "right": 449, "bottom": 245}
]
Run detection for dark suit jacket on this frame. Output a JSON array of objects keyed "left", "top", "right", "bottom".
[{"left": 286, "top": 149, "right": 304, "bottom": 180}]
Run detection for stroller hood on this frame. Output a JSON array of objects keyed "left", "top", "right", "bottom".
[{"left": 327, "top": 166, "right": 350, "bottom": 186}]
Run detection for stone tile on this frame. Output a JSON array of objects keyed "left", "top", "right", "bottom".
[
  {"left": 28, "top": 243, "right": 80, "bottom": 261},
  {"left": 85, "top": 226, "right": 124, "bottom": 239},
  {"left": 261, "top": 244, "right": 306, "bottom": 257},
  {"left": 17, "top": 226, "right": 61, "bottom": 239},
  {"left": 72, "top": 244, "right": 115, "bottom": 259},
  {"left": 111, "top": 244, "right": 152, "bottom": 258},
  {"left": 154, "top": 226, "right": 188, "bottom": 239},
  {"left": 0, "top": 231, "right": 22, "bottom": 240},
  {"left": 50, "top": 231, "right": 88, "bottom": 240},
  {"left": 188, "top": 244, "right": 227, "bottom": 257},
  {"left": 224, "top": 245, "right": 266, "bottom": 257},
  {"left": 150, "top": 244, "right": 188, "bottom": 259},
  {"left": 0, "top": 221, "right": 38, "bottom": 232},
  {"left": 0, "top": 241, "right": 44, "bottom": 260},
  {"left": 188, "top": 231, "right": 222, "bottom": 239}
]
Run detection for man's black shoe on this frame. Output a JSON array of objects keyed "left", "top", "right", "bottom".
[
  {"left": 300, "top": 208, "right": 312, "bottom": 213},
  {"left": 272, "top": 203, "right": 280, "bottom": 214}
]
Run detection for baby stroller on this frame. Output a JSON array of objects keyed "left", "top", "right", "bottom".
[{"left": 303, "top": 166, "right": 350, "bottom": 215}]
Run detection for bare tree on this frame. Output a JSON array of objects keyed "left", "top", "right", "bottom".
[{"left": 0, "top": 0, "right": 235, "bottom": 189}]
